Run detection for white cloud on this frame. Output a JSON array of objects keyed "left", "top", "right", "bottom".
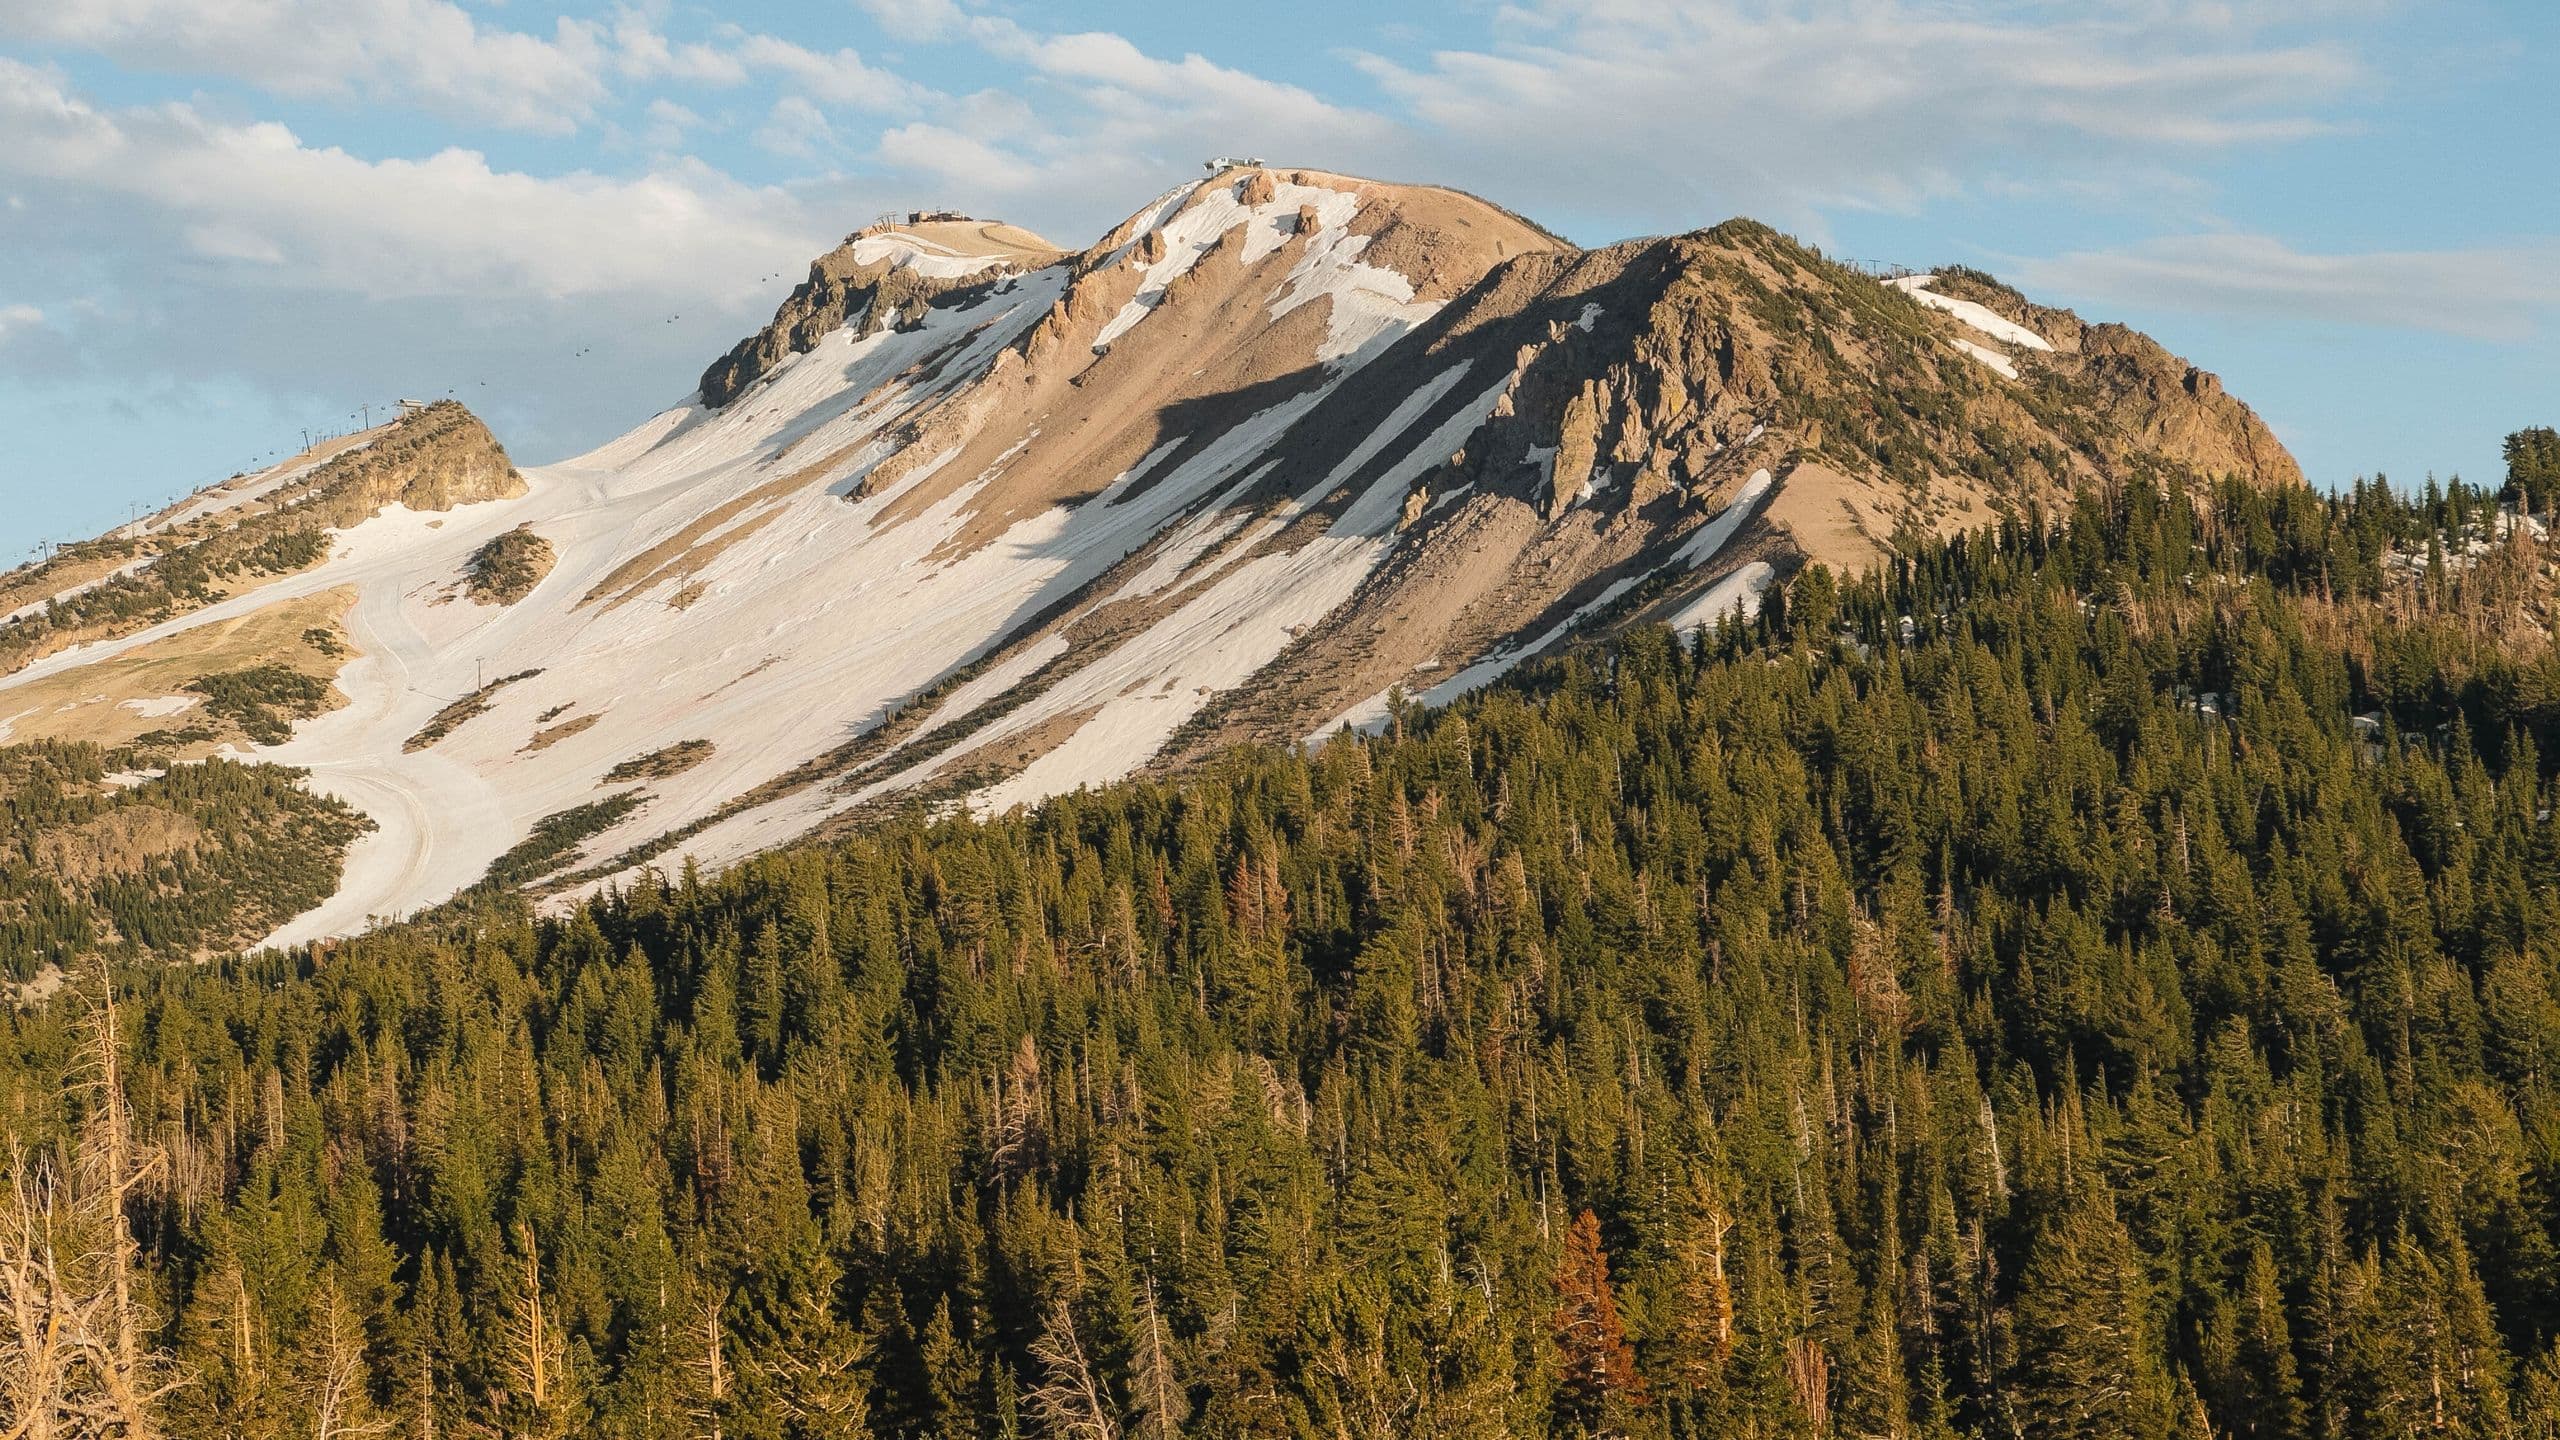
[
  {"left": 0, "top": 0, "right": 613, "bottom": 133},
  {"left": 875, "top": 122, "right": 1042, "bottom": 193},
  {"left": 0, "top": 57, "right": 842, "bottom": 462},
  {"left": 611, "top": 18, "right": 931, "bottom": 113},
  {"left": 2015, "top": 233, "right": 2560, "bottom": 341},
  {"left": 1354, "top": 0, "right": 2360, "bottom": 227},
  {"left": 0, "top": 299, "right": 75, "bottom": 379},
  {"left": 727, "top": 34, "right": 927, "bottom": 111},
  {"left": 858, "top": 18, "right": 1389, "bottom": 221},
  {"left": 854, "top": 0, "right": 969, "bottom": 44},
  {"left": 754, "top": 96, "right": 837, "bottom": 160},
  {"left": 0, "top": 2, "right": 934, "bottom": 134},
  {"left": 640, "top": 97, "right": 705, "bottom": 150}
]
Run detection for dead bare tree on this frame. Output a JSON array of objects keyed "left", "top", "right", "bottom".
[
  {"left": 502, "top": 1223, "right": 570, "bottom": 1437},
  {"left": 1028, "top": 1299, "right": 1118, "bottom": 1440},
  {"left": 74, "top": 960, "right": 169, "bottom": 1438},
  {"left": 0, "top": 961, "right": 186, "bottom": 1438},
  {"left": 0, "top": 1158, "right": 89, "bottom": 1440}
]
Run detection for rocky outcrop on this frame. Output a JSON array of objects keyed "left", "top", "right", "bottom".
[
  {"left": 698, "top": 223, "right": 1059, "bottom": 408},
  {"left": 464, "top": 525, "right": 555, "bottom": 605},
  {"left": 296, "top": 400, "right": 523, "bottom": 525},
  {"left": 1397, "top": 222, "right": 2299, "bottom": 555},
  {"left": 1911, "top": 267, "right": 2298, "bottom": 488}
]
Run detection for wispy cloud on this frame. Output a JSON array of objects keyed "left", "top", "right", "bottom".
[
  {"left": 848, "top": 15, "right": 1393, "bottom": 221},
  {"left": 1356, "top": 0, "right": 2360, "bottom": 227},
  {"left": 2016, "top": 233, "right": 2560, "bottom": 341},
  {"left": 0, "top": 55, "right": 838, "bottom": 460},
  {"left": 753, "top": 96, "right": 837, "bottom": 160}
]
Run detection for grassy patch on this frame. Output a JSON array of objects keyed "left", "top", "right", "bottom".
[
  {"left": 465, "top": 525, "right": 556, "bottom": 605},
  {"left": 0, "top": 587, "right": 355, "bottom": 756},
  {"left": 523, "top": 713, "right": 601, "bottom": 752},
  {"left": 601, "top": 739, "right": 714, "bottom": 784},
  {"left": 404, "top": 668, "right": 542, "bottom": 752},
  {"left": 186, "top": 666, "right": 331, "bottom": 745},
  {"left": 480, "top": 792, "right": 646, "bottom": 891}
]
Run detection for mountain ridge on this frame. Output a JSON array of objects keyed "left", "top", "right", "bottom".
[{"left": 0, "top": 164, "right": 2303, "bottom": 952}]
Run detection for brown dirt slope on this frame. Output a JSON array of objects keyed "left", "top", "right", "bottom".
[{"left": 0, "top": 587, "right": 357, "bottom": 756}]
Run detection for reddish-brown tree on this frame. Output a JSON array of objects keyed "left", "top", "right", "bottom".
[{"left": 1553, "top": 1208, "right": 1648, "bottom": 1435}]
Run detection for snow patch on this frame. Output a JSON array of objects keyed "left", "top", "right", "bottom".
[
  {"left": 1091, "top": 174, "right": 1439, "bottom": 368},
  {"left": 1889, "top": 275, "right": 2054, "bottom": 352},
  {"left": 1668, "top": 560, "right": 1778, "bottom": 634},
  {"left": 1670, "top": 470, "right": 1775, "bottom": 567},
  {"left": 969, "top": 366, "right": 1512, "bottom": 802}
]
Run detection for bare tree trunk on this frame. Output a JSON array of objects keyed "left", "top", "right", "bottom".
[
  {"left": 412, "top": 1345, "right": 435, "bottom": 1440},
  {"left": 1129, "top": 1278, "right": 1186, "bottom": 1440},
  {"left": 688, "top": 1287, "right": 727, "bottom": 1440},
  {"left": 77, "top": 958, "right": 174, "bottom": 1438},
  {"left": 504, "top": 1223, "right": 567, "bottom": 1437}
]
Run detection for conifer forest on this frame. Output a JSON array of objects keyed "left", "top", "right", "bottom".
[{"left": 14, "top": 463, "right": 2560, "bottom": 1439}]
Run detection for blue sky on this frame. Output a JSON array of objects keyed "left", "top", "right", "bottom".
[{"left": 1, "top": 0, "right": 2553, "bottom": 561}]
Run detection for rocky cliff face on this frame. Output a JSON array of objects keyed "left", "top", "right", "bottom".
[
  {"left": 1369, "top": 224, "right": 2300, "bottom": 569},
  {"left": 1916, "top": 266, "right": 2300, "bottom": 490}
]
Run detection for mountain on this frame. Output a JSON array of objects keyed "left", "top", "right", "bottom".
[{"left": 0, "top": 166, "right": 2299, "bottom": 954}]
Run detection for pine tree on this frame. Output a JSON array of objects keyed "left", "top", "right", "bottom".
[
  {"left": 1654, "top": 1173, "right": 1736, "bottom": 1421},
  {"left": 2202, "top": 1241, "right": 2305, "bottom": 1440},
  {"left": 916, "top": 1297, "right": 978, "bottom": 1440},
  {"left": 2009, "top": 1185, "right": 2170, "bottom": 1440},
  {"left": 296, "top": 1274, "right": 389, "bottom": 1440},
  {"left": 2503, "top": 426, "right": 2560, "bottom": 514},
  {"left": 732, "top": 1249, "right": 871, "bottom": 1440}
]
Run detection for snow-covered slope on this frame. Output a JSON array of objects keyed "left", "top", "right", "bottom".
[{"left": 0, "top": 171, "right": 2302, "bottom": 947}]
